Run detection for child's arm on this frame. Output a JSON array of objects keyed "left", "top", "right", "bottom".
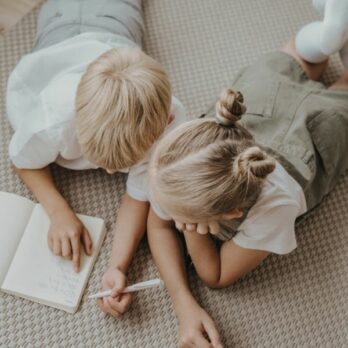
[
  {"left": 147, "top": 209, "right": 223, "bottom": 348},
  {"left": 14, "top": 166, "right": 93, "bottom": 272},
  {"left": 98, "top": 193, "right": 149, "bottom": 317},
  {"left": 183, "top": 231, "right": 269, "bottom": 288}
]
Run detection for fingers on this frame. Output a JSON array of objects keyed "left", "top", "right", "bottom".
[
  {"left": 193, "top": 334, "right": 213, "bottom": 348},
  {"left": 175, "top": 221, "right": 185, "bottom": 231},
  {"left": 208, "top": 222, "right": 220, "bottom": 236},
  {"left": 109, "top": 293, "right": 132, "bottom": 314},
  {"left": 53, "top": 238, "right": 62, "bottom": 256},
  {"left": 81, "top": 228, "right": 93, "bottom": 256},
  {"left": 110, "top": 277, "right": 127, "bottom": 297},
  {"left": 176, "top": 220, "right": 221, "bottom": 236},
  {"left": 71, "top": 236, "right": 81, "bottom": 273},
  {"left": 97, "top": 298, "right": 108, "bottom": 314},
  {"left": 180, "top": 332, "right": 212, "bottom": 348},
  {"left": 203, "top": 319, "right": 223, "bottom": 348},
  {"left": 186, "top": 223, "right": 197, "bottom": 232},
  {"left": 98, "top": 294, "right": 133, "bottom": 318},
  {"left": 120, "top": 293, "right": 133, "bottom": 308},
  {"left": 97, "top": 297, "right": 120, "bottom": 317},
  {"left": 103, "top": 297, "right": 121, "bottom": 317},
  {"left": 197, "top": 223, "right": 209, "bottom": 235},
  {"left": 61, "top": 237, "right": 72, "bottom": 260},
  {"left": 48, "top": 234, "right": 54, "bottom": 251}
]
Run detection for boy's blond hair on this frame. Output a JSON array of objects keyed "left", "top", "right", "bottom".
[
  {"left": 150, "top": 89, "right": 276, "bottom": 221},
  {"left": 75, "top": 47, "right": 172, "bottom": 171}
]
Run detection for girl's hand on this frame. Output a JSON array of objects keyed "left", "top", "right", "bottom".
[
  {"left": 97, "top": 267, "right": 133, "bottom": 318},
  {"left": 47, "top": 207, "right": 93, "bottom": 272},
  {"left": 175, "top": 220, "right": 220, "bottom": 236},
  {"left": 177, "top": 302, "right": 223, "bottom": 348}
]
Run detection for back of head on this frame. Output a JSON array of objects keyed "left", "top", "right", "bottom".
[
  {"left": 150, "top": 88, "right": 275, "bottom": 220},
  {"left": 75, "top": 47, "right": 172, "bottom": 171}
]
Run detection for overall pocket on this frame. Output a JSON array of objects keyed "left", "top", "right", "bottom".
[
  {"left": 307, "top": 109, "right": 348, "bottom": 189},
  {"left": 236, "top": 79, "right": 279, "bottom": 119}
]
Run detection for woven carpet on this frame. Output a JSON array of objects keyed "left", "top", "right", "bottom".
[{"left": 1, "top": 1, "right": 347, "bottom": 347}]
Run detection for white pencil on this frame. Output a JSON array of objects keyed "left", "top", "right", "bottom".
[{"left": 88, "top": 278, "right": 163, "bottom": 299}]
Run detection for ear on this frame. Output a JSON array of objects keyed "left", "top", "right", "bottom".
[
  {"left": 222, "top": 209, "right": 243, "bottom": 220},
  {"left": 168, "top": 113, "right": 175, "bottom": 125}
]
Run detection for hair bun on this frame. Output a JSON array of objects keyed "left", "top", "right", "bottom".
[
  {"left": 215, "top": 88, "right": 247, "bottom": 127},
  {"left": 233, "top": 146, "right": 276, "bottom": 179}
]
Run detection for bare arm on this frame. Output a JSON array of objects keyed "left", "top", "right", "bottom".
[
  {"left": 14, "top": 166, "right": 92, "bottom": 271},
  {"left": 109, "top": 193, "right": 149, "bottom": 272},
  {"left": 15, "top": 166, "right": 71, "bottom": 217},
  {"left": 183, "top": 230, "right": 220, "bottom": 285},
  {"left": 98, "top": 193, "right": 149, "bottom": 317},
  {"left": 184, "top": 231, "right": 269, "bottom": 288},
  {"left": 147, "top": 209, "right": 223, "bottom": 348},
  {"left": 147, "top": 209, "right": 190, "bottom": 307}
]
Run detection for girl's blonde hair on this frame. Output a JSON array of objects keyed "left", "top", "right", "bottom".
[
  {"left": 75, "top": 47, "right": 171, "bottom": 171},
  {"left": 150, "top": 89, "right": 276, "bottom": 220}
]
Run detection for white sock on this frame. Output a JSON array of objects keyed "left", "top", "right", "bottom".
[
  {"left": 295, "top": 22, "right": 329, "bottom": 63},
  {"left": 321, "top": 0, "right": 348, "bottom": 55},
  {"left": 312, "top": 0, "right": 326, "bottom": 16},
  {"left": 296, "top": 0, "right": 348, "bottom": 64}
]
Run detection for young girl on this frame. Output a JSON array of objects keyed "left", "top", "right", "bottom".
[{"left": 147, "top": 39, "right": 348, "bottom": 348}]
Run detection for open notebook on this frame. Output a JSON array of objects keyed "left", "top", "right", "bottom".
[{"left": 0, "top": 191, "right": 106, "bottom": 313}]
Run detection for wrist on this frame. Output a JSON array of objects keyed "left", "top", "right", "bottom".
[
  {"left": 108, "top": 262, "right": 128, "bottom": 274},
  {"left": 171, "top": 288, "right": 198, "bottom": 315},
  {"left": 47, "top": 199, "right": 73, "bottom": 219}
]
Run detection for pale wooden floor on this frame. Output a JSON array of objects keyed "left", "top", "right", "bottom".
[{"left": 0, "top": 0, "right": 43, "bottom": 36}]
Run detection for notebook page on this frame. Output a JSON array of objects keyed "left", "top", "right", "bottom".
[
  {"left": 2, "top": 204, "right": 105, "bottom": 311},
  {"left": 0, "top": 192, "right": 34, "bottom": 285}
]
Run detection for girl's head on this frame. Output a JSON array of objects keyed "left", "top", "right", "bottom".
[{"left": 150, "top": 89, "right": 276, "bottom": 223}]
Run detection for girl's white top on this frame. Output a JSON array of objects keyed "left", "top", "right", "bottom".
[
  {"left": 6, "top": 32, "right": 187, "bottom": 202},
  {"left": 152, "top": 162, "right": 307, "bottom": 255}
]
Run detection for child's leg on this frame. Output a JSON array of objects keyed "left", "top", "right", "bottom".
[
  {"left": 282, "top": 38, "right": 328, "bottom": 81},
  {"left": 91, "top": 0, "right": 144, "bottom": 47},
  {"left": 329, "top": 70, "right": 348, "bottom": 90},
  {"left": 35, "top": 0, "right": 144, "bottom": 50}
]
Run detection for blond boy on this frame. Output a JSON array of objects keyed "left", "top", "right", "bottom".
[{"left": 6, "top": 0, "right": 187, "bottom": 316}]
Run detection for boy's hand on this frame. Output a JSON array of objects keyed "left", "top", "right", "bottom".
[
  {"left": 97, "top": 267, "right": 133, "bottom": 318},
  {"left": 47, "top": 207, "right": 93, "bottom": 272},
  {"left": 177, "top": 302, "right": 223, "bottom": 348}
]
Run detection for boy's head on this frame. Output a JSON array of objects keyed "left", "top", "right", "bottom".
[{"left": 75, "top": 47, "right": 172, "bottom": 171}]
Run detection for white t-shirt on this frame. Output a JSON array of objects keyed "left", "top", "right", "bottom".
[
  {"left": 152, "top": 162, "right": 307, "bottom": 255},
  {"left": 6, "top": 31, "right": 187, "bottom": 202}
]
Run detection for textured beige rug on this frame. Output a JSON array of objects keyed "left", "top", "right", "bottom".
[{"left": 1, "top": 1, "right": 347, "bottom": 347}]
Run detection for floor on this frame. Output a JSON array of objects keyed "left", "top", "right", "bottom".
[
  {"left": 1, "top": 1, "right": 347, "bottom": 347},
  {"left": 0, "top": 0, "right": 43, "bottom": 36}
]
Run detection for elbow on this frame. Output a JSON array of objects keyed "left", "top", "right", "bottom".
[
  {"left": 202, "top": 274, "right": 240, "bottom": 289},
  {"left": 11, "top": 164, "right": 36, "bottom": 178},
  {"left": 12, "top": 163, "right": 24, "bottom": 177},
  {"left": 11, "top": 162, "right": 19, "bottom": 171},
  {"left": 204, "top": 279, "right": 228, "bottom": 289},
  {"left": 12, "top": 163, "right": 36, "bottom": 174},
  {"left": 205, "top": 281, "right": 225, "bottom": 289},
  {"left": 200, "top": 275, "right": 225, "bottom": 289}
]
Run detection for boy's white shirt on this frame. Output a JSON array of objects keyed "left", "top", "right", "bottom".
[
  {"left": 152, "top": 162, "right": 307, "bottom": 255},
  {"left": 6, "top": 32, "right": 187, "bottom": 202}
]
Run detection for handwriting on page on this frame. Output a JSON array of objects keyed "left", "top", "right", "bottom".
[{"left": 38, "top": 258, "right": 80, "bottom": 304}]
